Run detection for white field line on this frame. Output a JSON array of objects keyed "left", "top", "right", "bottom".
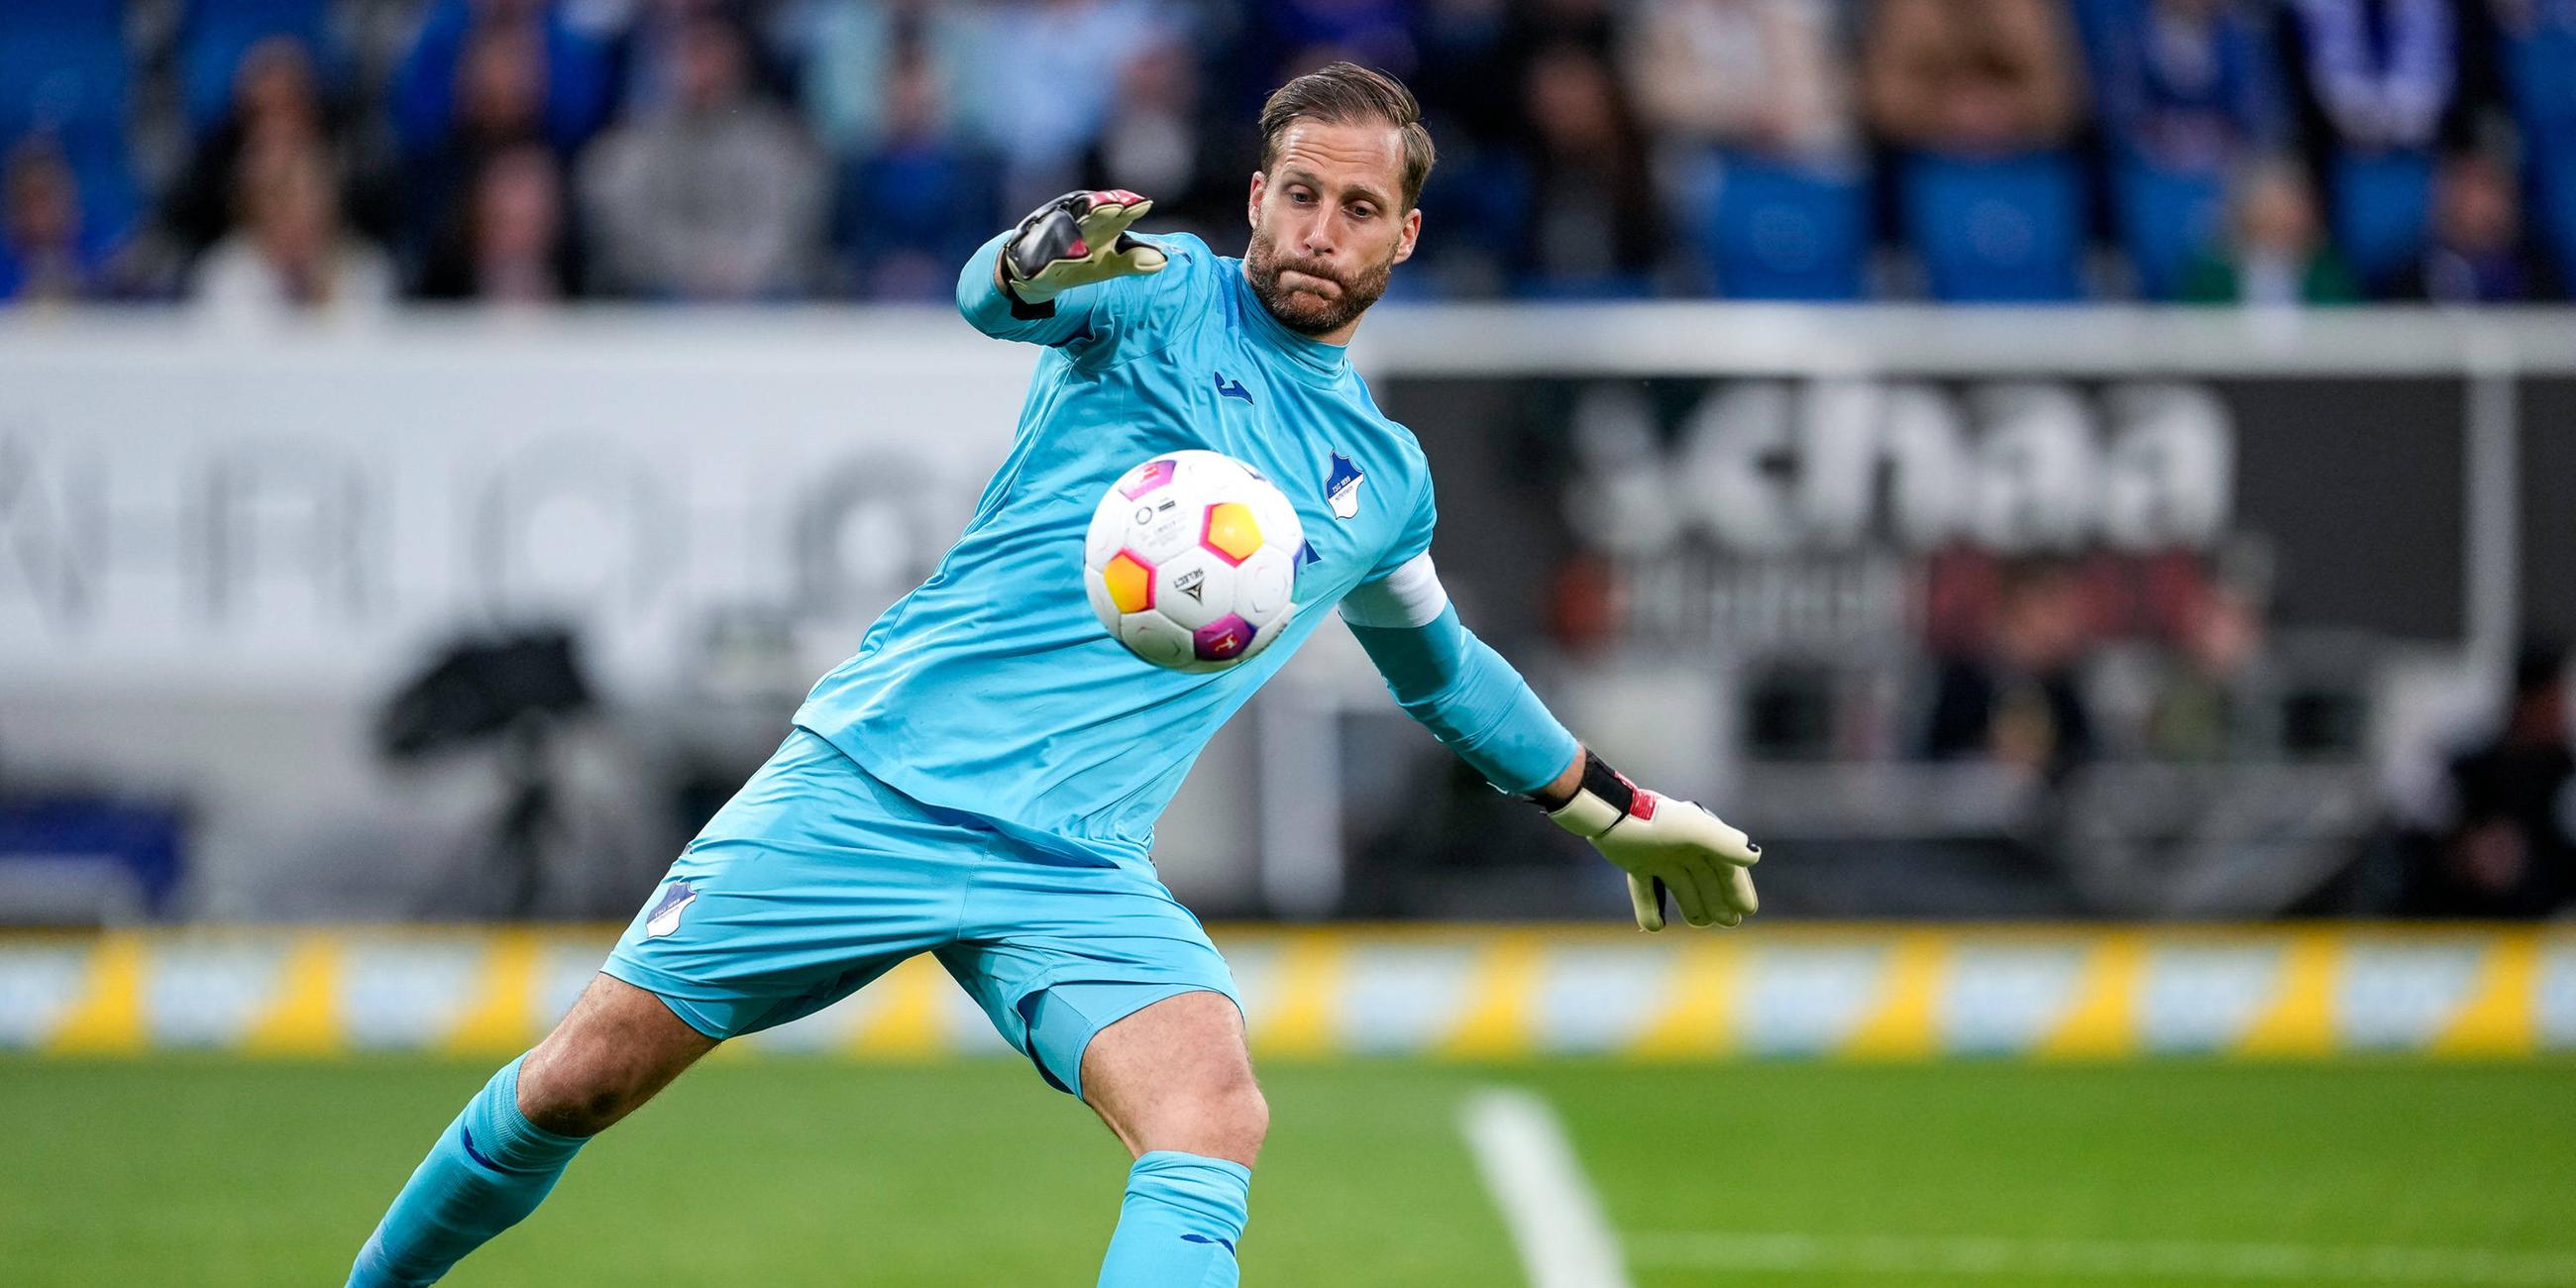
[
  {"left": 1626, "top": 1231, "right": 2576, "bottom": 1286},
  {"left": 1458, "top": 1087, "right": 1636, "bottom": 1288}
]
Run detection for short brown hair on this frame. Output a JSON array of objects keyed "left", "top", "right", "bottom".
[{"left": 1257, "top": 62, "right": 1436, "bottom": 210}]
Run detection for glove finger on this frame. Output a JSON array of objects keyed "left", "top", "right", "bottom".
[
  {"left": 1664, "top": 867, "right": 1717, "bottom": 928},
  {"left": 1082, "top": 192, "right": 1152, "bottom": 238},
  {"left": 1626, "top": 874, "right": 1664, "bottom": 932},
  {"left": 1715, "top": 862, "right": 1759, "bottom": 917},
  {"left": 1710, "top": 819, "right": 1761, "bottom": 868},
  {"left": 1110, "top": 236, "right": 1168, "bottom": 274}
]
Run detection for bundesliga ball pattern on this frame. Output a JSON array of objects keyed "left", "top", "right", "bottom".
[{"left": 1084, "top": 450, "right": 1304, "bottom": 672}]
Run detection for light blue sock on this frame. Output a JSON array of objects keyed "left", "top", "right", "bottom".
[
  {"left": 1096, "top": 1150, "right": 1252, "bottom": 1288},
  {"left": 347, "top": 1056, "right": 587, "bottom": 1287}
]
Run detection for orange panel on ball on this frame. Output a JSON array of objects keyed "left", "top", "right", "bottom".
[
  {"left": 1201, "top": 502, "right": 1263, "bottom": 565},
  {"left": 1104, "top": 552, "right": 1154, "bottom": 612}
]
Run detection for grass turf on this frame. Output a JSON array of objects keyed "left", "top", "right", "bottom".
[{"left": 7, "top": 1057, "right": 2573, "bottom": 1286}]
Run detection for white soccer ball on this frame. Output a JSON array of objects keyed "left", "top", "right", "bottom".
[{"left": 1084, "top": 449, "right": 1304, "bottom": 672}]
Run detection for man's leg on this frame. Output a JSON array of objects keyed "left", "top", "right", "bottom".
[
  {"left": 1079, "top": 990, "right": 1266, "bottom": 1288},
  {"left": 347, "top": 973, "right": 717, "bottom": 1287}
]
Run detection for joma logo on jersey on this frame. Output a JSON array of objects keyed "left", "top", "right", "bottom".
[
  {"left": 1325, "top": 453, "right": 1363, "bottom": 520},
  {"left": 1213, "top": 372, "right": 1252, "bottom": 404}
]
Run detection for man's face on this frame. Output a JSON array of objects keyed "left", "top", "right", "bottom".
[{"left": 1244, "top": 119, "right": 1420, "bottom": 338}]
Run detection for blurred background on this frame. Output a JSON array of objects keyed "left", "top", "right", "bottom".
[
  {"left": 5, "top": 0, "right": 2574, "bottom": 929},
  {"left": 7, "top": 3, "right": 2576, "bottom": 1285}
]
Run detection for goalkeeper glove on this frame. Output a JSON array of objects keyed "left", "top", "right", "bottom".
[
  {"left": 1542, "top": 751, "right": 1761, "bottom": 931},
  {"left": 997, "top": 188, "right": 1166, "bottom": 312}
]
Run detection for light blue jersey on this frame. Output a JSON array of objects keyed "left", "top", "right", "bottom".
[
  {"left": 615, "top": 226, "right": 1569, "bottom": 1082},
  {"left": 795, "top": 232, "right": 1434, "bottom": 870}
]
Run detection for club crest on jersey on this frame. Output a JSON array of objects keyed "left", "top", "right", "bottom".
[
  {"left": 1324, "top": 453, "right": 1363, "bottom": 520},
  {"left": 644, "top": 881, "right": 698, "bottom": 938}
]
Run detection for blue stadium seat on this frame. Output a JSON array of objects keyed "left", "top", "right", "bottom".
[
  {"left": 1703, "top": 155, "right": 1870, "bottom": 301},
  {"left": 177, "top": 0, "right": 337, "bottom": 134},
  {"left": 2113, "top": 159, "right": 2226, "bottom": 301},
  {"left": 2531, "top": 149, "right": 2576, "bottom": 289},
  {"left": 1901, "top": 151, "right": 2087, "bottom": 303},
  {"left": 0, "top": 6, "right": 126, "bottom": 144},
  {"left": 0, "top": 3, "right": 138, "bottom": 256},
  {"left": 2504, "top": 22, "right": 2576, "bottom": 285},
  {"left": 2326, "top": 148, "right": 2432, "bottom": 289},
  {"left": 2504, "top": 19, "right": 2576, "bottom": 138}
]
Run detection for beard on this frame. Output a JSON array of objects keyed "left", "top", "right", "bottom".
[{"left": 1243, "top": 226, "right": 1395, "bottom": 337}]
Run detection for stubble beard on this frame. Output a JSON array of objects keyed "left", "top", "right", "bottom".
[{"left": 1244, "top": 225, "right": 1395, "bottom": 337}]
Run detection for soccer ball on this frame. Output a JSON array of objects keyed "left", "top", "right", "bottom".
[{"left": 1084, "top": 450, "right": 1304, "bottom": 672}]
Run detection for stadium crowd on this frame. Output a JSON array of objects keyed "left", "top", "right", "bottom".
[{"left": 4, "top": 0, "right": 2574, "bottom": 308}]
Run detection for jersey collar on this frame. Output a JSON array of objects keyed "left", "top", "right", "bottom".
[{"left": 1229, "top": 262, "right": 1349, "bottom": 383}]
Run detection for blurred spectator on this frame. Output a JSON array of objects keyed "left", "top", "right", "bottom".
[
  {"left": 2495, "top": 0, "right": 2576, "bottom": 282},
  {"left": 1513, "top": 45, "right": 1663, "bottom": 296},
  {"left": 836, "top": 46, "right": 1000, "bottom": 299},
  {"left": 1867, "top": 0, "right": 2090, "bottom": 301},
  {"left": 1243, "top": 0, "right": 1419, "bottom": 83},
  {"left": 2285, "top": 0, "right": 2462, "bottom": 284},
  {"left": 618, "top": 0, "right": 802, "bottom": 118},
  {"left": 2096, "top": 0, "right": 2287, "bottom": 297},
  {"left": 972, "top": 0, "right": 1165, "bottom": 209},
  {"left": 1623, "top": 0, "right": 1857, "bottom": 162},
  {"left": 1507, "top": 0, "right": 1622, "bottom": 61},
  {"left": 2099, "top": 0, "right": 2285, "bottom": 169},
  {"left": 1924, "top": 561, "right": 2098, "bottom": 779},
  {"left": 417, "top": 144, "right": 575, "bottom": 302},
  {"left": 1, "top": 141, "right": 94, "bottom": 304},
  {"left": 161, "top": 36, "right": 389, "bottom": 258},
  {"left": 190, "top": 142, "right": 397, "bottom": 318},
  {"left": 798, "top": 0, "right": 995, "bottom": 158},
  {"left": 2144, "top": 581, "right": 2278, "bottom": 761},
  {"left": 2414, "top": 645, "right": 2575, "bottom": 916},
  {"left": 404, "top": 21, "right": 556, "bottom": 264},
  {"left": 1864, "top": 0, "right": 2085, "bottom": 156},
  {"left": 1412, "top": 0, "right": 1519, "bottom": 148},
  {"left": 10, "top": 0, "right": 2576, "bottom": 308},
  {"left": 578, "top": 17, "right": 825, "bottom": 300},
  {"left": 2181, "top": 159, "right": 2362, "bottom": 302},
  {"left": 393, "top": 0, "right": 620, "bottom": 162},
  {"left": 1077, "top": 40, "right": 1245, "bottom": 243},
  {"left": 2288, "top": 0, "right": 2460, "bottom": 152},
  {"left": 2394, "top": 149, "right": 2561, "bottom": 299}
]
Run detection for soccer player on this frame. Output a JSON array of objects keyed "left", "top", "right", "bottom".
[{"left": 346, "top": 62, "right": 1760, "bottom": 1287}]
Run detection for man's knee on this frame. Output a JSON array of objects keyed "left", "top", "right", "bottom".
[
  {"left": 1082, "top": 990, "right": 1269, "bottom": 1164},
  {"left": 1147, "top": 1064, "right": 1269, "bottom": 1162},
  {"left": 1212, "top": 1077, "right": 1270, "bottom": 1156},
  {"left": 515, "top": 1047, "right": 650, "bottom": 1136},
  {"left": 515, "top": 975, "right": 716, "bottom": 1136}
]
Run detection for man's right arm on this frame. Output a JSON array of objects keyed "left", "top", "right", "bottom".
[{"left": 956, "top": 189, "right": 1168, "bottom": 347}]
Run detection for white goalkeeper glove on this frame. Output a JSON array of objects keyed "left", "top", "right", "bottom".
[
  {"left": 1543, "top": 751, "right": 1761, "bottom": 931},
  {"left": 997, "top": 188, "right": 1166, "bottom": 308}
]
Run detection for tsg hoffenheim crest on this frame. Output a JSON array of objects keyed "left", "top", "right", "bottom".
[
  {"left": 644, "top": 881, "right": 698, "bottom": 938},
  {"left": 1325, "top": 452, "right": 1363, "bottom": 520}
]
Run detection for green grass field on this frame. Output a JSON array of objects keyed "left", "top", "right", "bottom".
[{"left": 10, "top": 1056, "right": 2576, "bottom": 1286}]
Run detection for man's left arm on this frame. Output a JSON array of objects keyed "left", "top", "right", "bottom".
[{"left": 1340, "top": 554, "right": 1762, "bottom": 930}]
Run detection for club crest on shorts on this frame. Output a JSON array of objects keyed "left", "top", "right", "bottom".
[
  {"left": 644, "top": 881, "right": 698, "bottom": 938},
  {"left": 1324, "top": 452, "right": 1363, "bottom": 520}
]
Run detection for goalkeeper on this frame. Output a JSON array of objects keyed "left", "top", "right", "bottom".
[{"left": 346, "top": 62, "right": 1759, "bottom": 1288}]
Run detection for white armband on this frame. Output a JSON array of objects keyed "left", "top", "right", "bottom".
[{"left": 1338, "top": 553, "right": 1450, "bottom": 629}]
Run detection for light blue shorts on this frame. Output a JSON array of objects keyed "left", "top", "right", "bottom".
[{"left": 602, "top": 729, "right": 1237, "bottom": 1098}]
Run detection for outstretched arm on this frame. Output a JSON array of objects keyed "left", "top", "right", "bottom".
[
  {"left": 956, "top": 189, "right": 1168, "bottom": 346},
  {"left": 1342, "top": 556, "right": 1762, "bottom": 930}
]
